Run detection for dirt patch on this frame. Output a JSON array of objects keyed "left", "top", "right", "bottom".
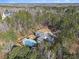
[
  {"left": 0, "top": 40, "right": 6, "bottom": 47},
  {"left": 0, "top": 40, "right": 7, "bottom": 59},
  {"left": 37, "top": 26, "right": 52, "bottom": 34},
  {"left": 0, "top": 52, "right": 7, "bottom": 59},
  {"left": 69, "top": 41, "right": 79, "bottom": 54}
]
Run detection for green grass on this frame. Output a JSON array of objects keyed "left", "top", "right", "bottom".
[
  {"left": 0, "top": 30, "right": 17, "bottom": 41},
  {"left": 8, "top": 46, "right": 30, "bottom": 59}
]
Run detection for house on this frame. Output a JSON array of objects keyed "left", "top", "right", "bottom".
[{"left": 2, "top": 10, "right": 13, "bottom": 20}]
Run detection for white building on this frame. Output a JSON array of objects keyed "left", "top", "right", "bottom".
[{"left": 2, "top": 10, "right": 12, "bottom": 20}]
